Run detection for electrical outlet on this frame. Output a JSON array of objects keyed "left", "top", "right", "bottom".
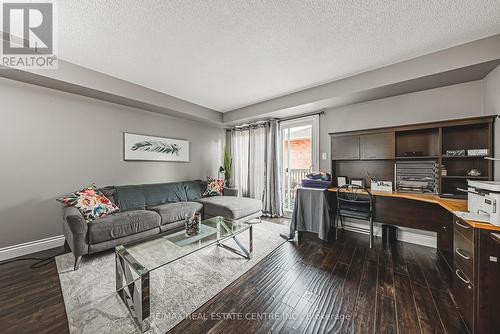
[{"left": 321, "top": 152, "right": 327, "bottom": 160}]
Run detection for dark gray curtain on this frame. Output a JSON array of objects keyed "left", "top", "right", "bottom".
[{"left": 263, "top": 120, "right": 283, "bottom": 217}]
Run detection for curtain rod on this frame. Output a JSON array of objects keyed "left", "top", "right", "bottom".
[
  {"left": 278, "top": 109, "right": 325, "bottom": 122},
  {"left": 226, "top": 109, "right": 326, "bottom": 130},
  {"left": 230, "top": 120, "right": 268, "bottom": 130}
]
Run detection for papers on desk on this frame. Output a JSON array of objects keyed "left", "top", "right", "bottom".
[
  {"left": 371, "top": 181, "right": 393, "bottom": 192},
  {"left": 454, "top": 211, "right": 490, "bottom": 223},
  {"left": 300, "top": 178, "right": 331, "bottom": 189}
]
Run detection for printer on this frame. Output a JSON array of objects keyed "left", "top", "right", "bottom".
[{"left": 458, "top": 180, "right": 500, "bottom": 227}]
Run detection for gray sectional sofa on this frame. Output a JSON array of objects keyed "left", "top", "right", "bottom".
[{"left": 62, "top": 180, "right": 262, "bottom": 270}]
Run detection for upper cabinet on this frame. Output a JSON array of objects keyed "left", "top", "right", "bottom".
[
  {"left": 331, "top": 135, "right": 359, "bottom": 160},
  {"left": 360, "top": 132, "right": 395, "bottom": 160},
  {"left": 331, "top": 132, "right": 395, "bottom": 160}
]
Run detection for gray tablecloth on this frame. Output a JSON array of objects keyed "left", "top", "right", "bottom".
[{"left": 289, "top": 187, "right": 331, "bottom": 240}]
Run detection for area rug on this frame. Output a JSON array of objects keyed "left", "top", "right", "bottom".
[{"left": 55, "top": 221, "right": 288, "bottom": 334}]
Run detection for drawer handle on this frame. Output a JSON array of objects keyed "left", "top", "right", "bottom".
[
  {"left": 455, "top": 269, "right": 472, "bottom": 289},
  {"left": 455, "top": 248, "right": 471, "bottom": 260},
  {"left": 455, "top": 220, "right": 470, "bottom": 229}
]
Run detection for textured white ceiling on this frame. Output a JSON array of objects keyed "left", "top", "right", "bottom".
[{"left": 59, "top": 1, "right": 500, "bottom": 112}]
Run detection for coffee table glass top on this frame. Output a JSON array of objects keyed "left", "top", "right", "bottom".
[{"left": 115, "top": 216, "right": 250, "bottom": 275}]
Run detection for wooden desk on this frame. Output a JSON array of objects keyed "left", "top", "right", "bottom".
[
  {"left": 328, "top": 187, "right": 500, "bottom": 232},
  {"left": 328, "top": 187, "right": 500, "bottom": 333}
]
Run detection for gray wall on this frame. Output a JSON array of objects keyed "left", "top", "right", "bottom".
[
  {"left": 319, "top": 80, "right": 485, "bottom": 171},
  {"left": 484, "top": 65, "right": 500, "bottom": 179},
  {"left": 0, "top": 78, "right": 224, "bottom": 248}
]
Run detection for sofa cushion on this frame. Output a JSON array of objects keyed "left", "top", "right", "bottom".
[
  {"left": 99, "top": 186, "right": 117, "bottom": 205},
  {"left": 143, "top": 182, "right": 187, "bottom": 206},
  {"left": 115, "top": 182, "right": 190, "bottom": 210},
  {"left": 197, "top": 196, "right": 262, "bottom": 220},
  {"left": 114, "top": 185, "right": 146, "bottom": 210},
  {"left": 148, "top": 201, "right": 203, "bottom": 225},
  {"left": 203, "top": 177, "right": 224, "bottom": 197},
  {"left": 57, "top": 185, "right": 119, "bottom": 222},
  {"left": 183, "top": 180, "right": 203, "bottom": 201},
  {"left": 88, "top": 210, "right": 160, "bottom": 244}
]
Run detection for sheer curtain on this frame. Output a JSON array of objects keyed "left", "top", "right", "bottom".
[
  {"left": 231, "top": 124, "right": 266, "bottom": 199},
  {"left": 230, "top": 120, "right": 282, "bottom": 217},
  {"left": 231, "top": 128, "right": 250, "bottom": 197}
]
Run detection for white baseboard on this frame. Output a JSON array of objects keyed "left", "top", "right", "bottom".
[
  {"left": 342, "top": 220, "right": 436, "bottom": 248},
  {"left": 0, "top": 235, "right": 65, "bottom": 262}
]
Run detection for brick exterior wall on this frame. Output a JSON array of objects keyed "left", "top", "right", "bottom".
[{"left": 283, "top": 138, "right": 312, "bottom": 169}]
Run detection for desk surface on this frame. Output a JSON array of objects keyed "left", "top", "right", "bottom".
[{"left": 328, "top": 187, "right": 500, "bottom": 232}]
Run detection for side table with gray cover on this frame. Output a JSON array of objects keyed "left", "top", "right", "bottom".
[{"left": 287, "top": 187, "right": 331, "bottom": 241}]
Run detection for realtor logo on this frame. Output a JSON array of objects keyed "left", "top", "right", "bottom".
[{"left": 1, "top": 1, "right": 57, "bottom": 69}]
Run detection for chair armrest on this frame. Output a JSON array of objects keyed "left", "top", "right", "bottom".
[{"left": 223, "top": 187, "right": 238, "bottom": 197}]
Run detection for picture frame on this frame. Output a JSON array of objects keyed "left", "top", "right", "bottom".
[
  {"left": 123, "top": 132, "right": 190, "bottom": 162},
  {"left": 336, "top": 176, "right": 348, "bottom": 187},
  {"left": 351, "top": 178, "right": 365, "bottom": 188}
]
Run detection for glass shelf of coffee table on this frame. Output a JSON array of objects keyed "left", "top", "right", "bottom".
[{"left": 115, "top": 216, "right": 253, "bottom": 332}]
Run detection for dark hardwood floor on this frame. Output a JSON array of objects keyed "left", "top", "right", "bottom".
[
  {"left": 0, "top": 221, "right": 467, "bottom": 334},
  {"left": 0, "top": 246, "right": 69, "bottom": 334},
  {"left": 169, "top": 230, "right": 467, "bottom": 334}
]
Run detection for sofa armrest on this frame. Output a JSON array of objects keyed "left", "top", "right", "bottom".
[
  {"left": 63, "top": 206, "right": 88, "bottom": 234},
  {"left": 63, "top": 206, "right": 89, "bottom": 256},
  {"left": 223, "top": 187, "right": 238, "bottom": 197}
]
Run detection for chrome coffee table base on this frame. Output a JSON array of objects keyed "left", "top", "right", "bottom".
[
  {"left": 115, "top": 225, "right": 253, "bottom": 332},
  {"left": 217, "top": 226, "right": 253, "bottom": 259},
  {"left": 116, "top": 254, "right": 151, "bottom": 332}
]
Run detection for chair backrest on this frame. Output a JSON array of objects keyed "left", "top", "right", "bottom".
[{"left": 337, "top": 184, "right": 373, "bottom": 211}]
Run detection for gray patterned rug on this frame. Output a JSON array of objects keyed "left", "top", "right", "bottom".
[{"left": 55, "top": 221, "right": 288, "bottom": 334}]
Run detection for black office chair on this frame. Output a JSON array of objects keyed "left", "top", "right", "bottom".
[{"left": 336, "top": 184, "right": 374, "bottom": 248}]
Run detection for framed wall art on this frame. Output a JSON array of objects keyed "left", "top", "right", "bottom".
[{"left": 123, "top": 133, "right": 190, "bottom": 162}]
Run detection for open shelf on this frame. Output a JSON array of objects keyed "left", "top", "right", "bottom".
[
  {"left": 441, "top": 155, "right": 489, "bottom": 159},
  {"left": 335, "top": 160, "right": 395, "bottom": 187},
  {"left": 396, "top": 155, "right": 439, "bottom": 160},
  {"left": 441, "top": 178, "right": 468, "bottom": 195},
  {"left": 442, "top": 123, "right": 490, "bottom": 154},
  {"left": 396, "top": 128, "right": 440, "bottom": 158},
  {"left": 441, "top": 176, "right": 489, "bottom": 179},
  {"left": 442, "top": 158, "right": 488, "bottom": 180}
]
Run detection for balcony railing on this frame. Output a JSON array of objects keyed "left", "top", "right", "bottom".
[{"left": 283, "top": 168, "right": 308, "bottom": 212}]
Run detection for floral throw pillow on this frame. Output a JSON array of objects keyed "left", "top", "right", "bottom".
[
  {"left": 57, "top": 185, "right": 119, "bottom": 222},
  {"left": 203, "top": 177, "right": 224, "bottom": 197}
]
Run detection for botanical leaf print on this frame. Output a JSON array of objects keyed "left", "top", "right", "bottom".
[
  {"left": 130, "top": 141, "right": 180, "bottom": 156},
  {"left": 57, "top": 185, "right": 119, "bottom": 222},
  {"left": 203, "top": 177, "right": 224, "bottom": 197}
]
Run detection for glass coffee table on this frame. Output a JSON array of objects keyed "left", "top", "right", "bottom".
[{"left": 115, "top": 216, "right": 253, "bottom": 332}]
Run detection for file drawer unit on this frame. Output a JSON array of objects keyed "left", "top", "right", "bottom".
[
  {"left": 452, "top": 215, "right": 500, "bottom": 334},
  {"left": 453, "top": 216, "right": 475, "bottom": 332}
]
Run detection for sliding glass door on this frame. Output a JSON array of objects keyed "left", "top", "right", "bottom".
[{"left": 280, "top": 115, "right": 319, "bottom": 217}]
